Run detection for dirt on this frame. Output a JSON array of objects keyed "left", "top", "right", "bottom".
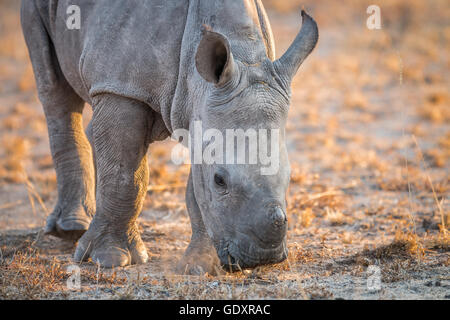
[{"left": 0, "top": 0, "right": 449, "bottom": 300}]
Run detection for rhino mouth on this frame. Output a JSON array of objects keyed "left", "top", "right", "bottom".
[{"left": 216, "top": 233, "right": 287, "bottom": 271}]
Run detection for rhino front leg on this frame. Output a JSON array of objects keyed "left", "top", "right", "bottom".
[
  {"left": 74, "top": 95, "right": 149, "bottom": 267},
  {"left": 176, "top": 170, "right": 222, "bottom": 275}
]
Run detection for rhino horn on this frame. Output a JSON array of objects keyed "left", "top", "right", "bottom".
[{"left": 274, "top": 10, "right": 318, "bottom": 85}]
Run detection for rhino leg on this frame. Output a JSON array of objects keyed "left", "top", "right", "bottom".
[
  {"left": 42, "top": 93, "right": 95, "bottom": 240},
  {"left": 85, "top": 120, "right": 97, "bottom": 186},
  {"left": 21, "top": 3, "right": 95, "bottom": 240},
  {"left": 74, "top": 95, "right": 149, "bottom": 267},
  {"left": 176, "top": 170, "right": 222, "bottom": 275},
  {"left": 41, "top": 91, "right": 96, "bottom": 241}
]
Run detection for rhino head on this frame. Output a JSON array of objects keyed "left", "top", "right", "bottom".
[{"left": 189, "top": 11, "right": 318, "bottom": 270}]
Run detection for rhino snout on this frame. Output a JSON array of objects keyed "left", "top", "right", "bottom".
[
  {"left": 256, "top": 202, "right": 287, "bottom": 248},
  {"left": 215, "top": 204, "right": 288, "bottom": 270},
  {"left": 269, "top": 206, "right": 287, "bottom": 227},
  {"left": 217, "top": 235, "right": 287, "bottom": 271}
]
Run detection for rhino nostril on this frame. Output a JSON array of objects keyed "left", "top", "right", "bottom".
[{"left": 270, "top": 207, "right": 286, "bottom": 226}]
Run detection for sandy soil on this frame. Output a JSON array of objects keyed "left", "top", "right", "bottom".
[{"left": 0, "top": 0, "right": 449, "bottom": 299}]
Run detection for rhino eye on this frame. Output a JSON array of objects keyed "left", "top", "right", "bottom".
[{"left": 214, "top": 174, "right": 226, "bottom": 188}]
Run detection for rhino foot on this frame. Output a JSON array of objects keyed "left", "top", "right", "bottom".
[
  {"left": 73, "top": 222, "right": 148, "bottom": 267},
  {"left": 176, "top": 237, "right": 223, "bottom": 276},
  {"left": 44, "top": 206, "right": 92, "bottom": 241}
]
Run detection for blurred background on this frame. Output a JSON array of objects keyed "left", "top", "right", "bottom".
[{"left": 0, "top": 0, "right": 448, "bottom": 299}]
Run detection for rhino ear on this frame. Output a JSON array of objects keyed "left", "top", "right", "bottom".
[
  {"left": 274, "top": 10, "right": 318, "bottom": 85},
  {"left": 195, "top": 29, "right": 237, "bottom": 87}
]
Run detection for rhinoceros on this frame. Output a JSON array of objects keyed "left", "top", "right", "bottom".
[{"left": 21, "top": 0, "right": 318, "bottom": 273}]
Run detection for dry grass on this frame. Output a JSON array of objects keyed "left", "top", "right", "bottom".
[
  {"left": 418, "top": 90, "right": 450, "bottom": 124},
  {"left": 0, "top": 135, "right": 30, "bottom": 183},
  {"left": 0, "top": 248, "right": 67, "bottom": 299},
  {"left": 341, "top": 228, "right": 449, "bottom": 284},
  {"left": 0, "top": 232, "right": 129, "bottom": 299}
]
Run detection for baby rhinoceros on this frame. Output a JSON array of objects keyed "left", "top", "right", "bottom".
[{"left": 21, "top": 0, "right": 318, "bottom": 274}]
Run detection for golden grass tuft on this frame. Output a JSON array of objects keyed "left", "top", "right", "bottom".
[
  {"left": 325, "top": 207, "right": 351, "bottom": 226},
  {"left": 344, "top": 90, "right": 369, "bottom": 110},
  {"left": 0, "top": 135, "right": 30, "bottom": 183},
  {"left": 299, "top": 208, "right": 314, "bottom": 227},
  {"left": 418, "top": 91, "right": 450, "bottom": 123}
]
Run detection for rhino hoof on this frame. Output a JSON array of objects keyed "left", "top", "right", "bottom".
[
  {"left": 73, "top": 225, "right": 148, "bottom": 268},
  {"left": 44, "top": 207, "right": 91, "bottom": 241}
]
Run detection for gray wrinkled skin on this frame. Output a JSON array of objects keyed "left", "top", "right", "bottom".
[{"left": 21, "top": 0, "right": 318, "bottom": 273}]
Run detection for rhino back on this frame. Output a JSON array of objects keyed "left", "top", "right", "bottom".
[{"left": 49, "top": 0, "right": 189, "bottom": 112}]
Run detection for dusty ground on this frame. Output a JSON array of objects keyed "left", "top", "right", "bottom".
[{"left": 0, "top": 0, "right": 448, "bottom": 299}]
